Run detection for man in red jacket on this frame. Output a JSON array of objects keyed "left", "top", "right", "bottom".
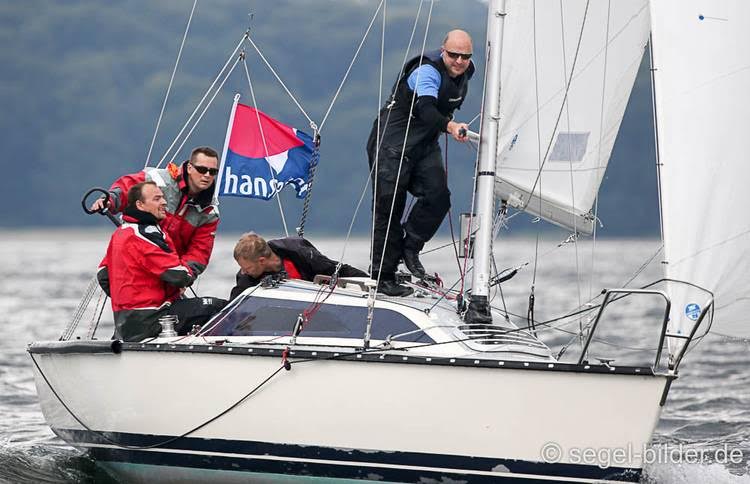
[
  {"left": 97, "top": 181, "right": 226, "bottom": 342},
  {"left": 91, "top": 146, "right": 220, "bottom": 276}
]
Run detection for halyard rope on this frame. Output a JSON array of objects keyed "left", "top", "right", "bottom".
[{"left": 145, "top": 0, "right": 198, "bottom": 168}]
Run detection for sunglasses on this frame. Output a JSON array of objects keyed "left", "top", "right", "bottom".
[
  {"left": 445, "top": 50, "right": 472, "bottom": 61},
  {"left": 190, "top": 163, "right": 219, "bottom": 176}
]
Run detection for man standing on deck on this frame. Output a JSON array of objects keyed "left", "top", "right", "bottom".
[
  {"left": 91, "top": 146, "right": 221, "bottom": 277},
  {"left": 97, "top": 181, "right": 226, "bottom": 342},
  {"left": 367, "top": 30, "right": 474, "bottom": 297}
]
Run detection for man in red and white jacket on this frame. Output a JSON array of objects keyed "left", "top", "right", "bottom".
[
  {"left": 97, "top": 181, "right": 225, "bottom": 342},
  {"left": 92, "top": 146, "right": 220, "bottom": 276}
]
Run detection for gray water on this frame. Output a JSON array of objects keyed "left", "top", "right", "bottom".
[{"left": 1, "top": 229, "right": 748, "bottom": 483}]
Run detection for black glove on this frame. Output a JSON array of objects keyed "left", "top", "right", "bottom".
[{"left": 186, "top": 261, "right": 206, "bottom": 277}]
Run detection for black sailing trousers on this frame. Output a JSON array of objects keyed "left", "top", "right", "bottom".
[{"left": 367, "top": 136, "right": 451, "bottom": 280}]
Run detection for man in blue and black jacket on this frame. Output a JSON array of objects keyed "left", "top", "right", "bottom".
[{"left": 367, "top": 29, "right": 474, "bottom": 297}]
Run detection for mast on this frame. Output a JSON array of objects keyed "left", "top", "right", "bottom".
[{"left": 466, "top": 0, "right": 506, "bottom": 324}]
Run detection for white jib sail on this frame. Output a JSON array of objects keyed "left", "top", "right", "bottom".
[
  {"left": 651, "top": 0, "right": 750, "bottom": 344},
  {"left": 494, "top": 0, "right": 650, "bottom": 234}
]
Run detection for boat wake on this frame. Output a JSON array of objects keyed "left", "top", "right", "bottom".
[{"left": 0, "top": 442, "right": 113, "bottom": 484}]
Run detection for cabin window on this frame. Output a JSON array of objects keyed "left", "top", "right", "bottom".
[
  {"left": 549, "top": 131, "right": 590, "bottom": 162},
  {"left": 205, "top": 297, "right": 433, "bottom": 343}
]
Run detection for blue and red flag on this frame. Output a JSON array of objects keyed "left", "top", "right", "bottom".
[{"left": 218, "top": 103, "right": 315, "bottom": 200}]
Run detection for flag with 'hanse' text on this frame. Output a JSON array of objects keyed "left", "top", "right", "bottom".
[{"left": 219, "top": 103, "right": 315, "bottom": 200}]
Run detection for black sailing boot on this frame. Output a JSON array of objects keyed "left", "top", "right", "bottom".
[
  {"left": 374, "top": 273, "right": 414, "bottom": 297},
  {"left": 402, "top": 237, "right": 426, "bottom": 279},
  {"left": 377, "top": 280, "right": 414, "bottom": 297},
  {"left": 465, "top": 295, "right": 493, "bottom": 324}
]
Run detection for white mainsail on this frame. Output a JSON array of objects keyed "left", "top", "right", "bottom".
[
  {"left": 494, "top": 0, "right": 650, "bottom": 234},
  {"left": 650, "top": 0, "right": 750, "bottom": 343}
]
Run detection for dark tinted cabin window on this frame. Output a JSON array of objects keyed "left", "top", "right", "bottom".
[{"left": 206, "top": 297, "right": 433, "bottom": 343}]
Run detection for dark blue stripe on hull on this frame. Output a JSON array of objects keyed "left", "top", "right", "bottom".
[
  {"left": 56, "top": 428, "right": 642, "bottom": 483},
  {"left": 92, "top": 448, "right": 562, "bottom": 484}
]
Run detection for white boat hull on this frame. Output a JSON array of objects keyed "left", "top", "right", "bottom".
[{"left": 30, "top": 342, "right": 670, "bottom": 483}]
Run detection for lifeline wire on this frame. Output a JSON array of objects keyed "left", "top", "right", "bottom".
[
  {"left": 61, "top": 276, "right": 100, "bottom": 341},
  {"left": 85, "top": 290, "right": 107, "bottom": 340},
  {"left": 145, "top": 0, "right": 198, "bottom": 168}
]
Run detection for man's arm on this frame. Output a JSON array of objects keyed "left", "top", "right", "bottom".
[
  {"left": 408, "top": 65, "right": 469, "bottom": 142},
  {"left": 135, "top": 238, "right": 195, "bottom": 288},
  {"left": 295, "top": 238, "right": 340, "bottom": 277},
  {"left": 229, "top": 271, "right": 260, "bottom": 300},
  {"left": 109, "top": 171, "right": 147, "bottom": 212},
  {"left": 97, "top": 254, "right": 111, "bottom": 297},
  {"left": 338, "top": 264, "right": 369, "bottom": 278},
  {"left": 181, "top": 216, "right": 219, "bottom": 271},
  {"left": 90, "top": 171, "right": 147, "bottom": 213},
  {"left": 295, "top": 238, "right": 367, "bottom": 279}
]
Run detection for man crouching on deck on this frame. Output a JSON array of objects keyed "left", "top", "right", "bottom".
[
  {"left": 230, "top": 233, "right": 368, "bottom": 300},
  {"left": 97, "top": 181, "right": 226, "bottom": 342}
]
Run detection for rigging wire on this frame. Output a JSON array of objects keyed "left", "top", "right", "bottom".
[
  {"left": 166, "top": 55, "right": 243, "bottom": 166},
  {"left": 648, "top": 33, "right": 668, "bottom": 299},
  {"left": 527, "top": 0, "right": 544, "bottom": 334},
  {"left": 155, "top": 33, "right": 247, "bottom": 169},
  {"left": 368, "top": 0, "right": 390, "bottom": 271},
  {"left": 319, "top": 0, "right": 385, "bottom": 133},
  {"left": 557, "top": 0, "right": 584, "bottom": 319},
  {"left": 369, "top": 0, "right": 425, "bottom": 276},
  {"left": 373, "top": 0, "right": 435, "bottom": 294},
  {"left": 245, "top": 37, "right": 315, "bottom": 128},
  {"left": 145, "top": 0, "right": 198, "bottom": 168},
  {"left": 338, "top": 1, "right": 390, "bottom": 268},
  {"left": 525, "top": 0, "right": 593, "bottom": 339},
  {"left": 521, "top": 0, "right": 591, "bottom": 211},
  {"left": 242, "top": 57, "right": 290, "bottom": 237},
  {"left": 619, "top": 243, "right": 663, "bottom": 288},
  {"left": 588, "top": 0, "right": 611, "bottom": 307}
]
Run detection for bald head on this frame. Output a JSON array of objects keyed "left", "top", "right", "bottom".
[
  {"left": 443, "top": 29, "right": 472, "bottom": 47},
  {"left": 441, "top": 30, "right": 473, "bottom": 78}
]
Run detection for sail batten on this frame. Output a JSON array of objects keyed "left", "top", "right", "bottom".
[
  {"left": 494, "top": 0, "right": 650, "bottom": 233},
  {"left": 650, "top": 0, "right": 750, "bottom": 343}
]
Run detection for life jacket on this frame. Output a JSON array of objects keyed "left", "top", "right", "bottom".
[{"left": 376, "top": 49, "right": 474, "bottom": 157}]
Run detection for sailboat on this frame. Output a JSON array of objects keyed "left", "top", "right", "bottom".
[{"left": 27, "top": 0, "right": 749, "bottom": 483}]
